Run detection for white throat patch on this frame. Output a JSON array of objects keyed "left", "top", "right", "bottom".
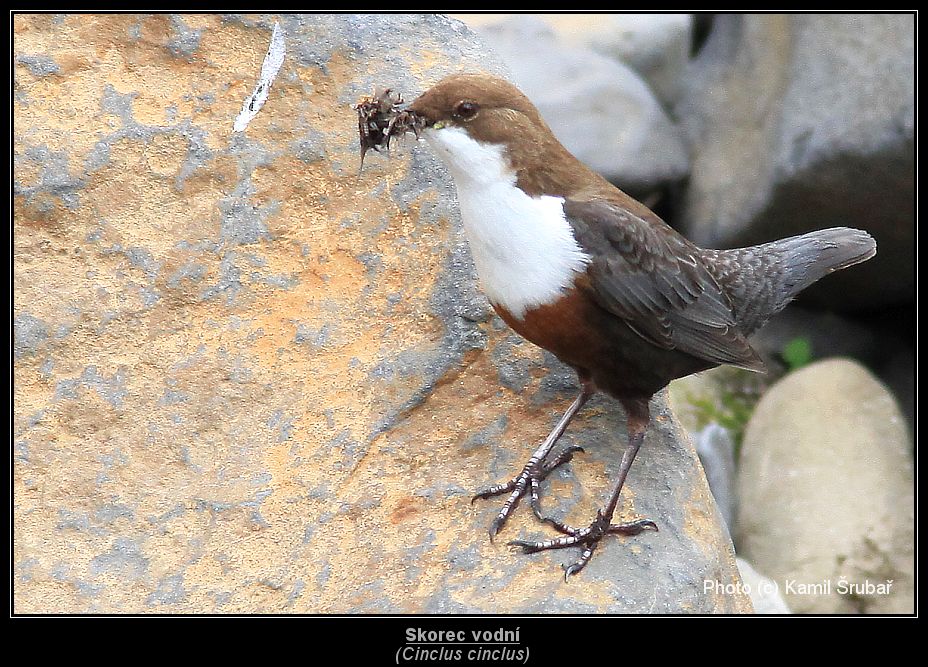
[{"left": 425, "top": 126, "right": 591, "bottom": 319}]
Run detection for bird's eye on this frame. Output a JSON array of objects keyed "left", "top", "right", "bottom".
[{"left": 452, "top": 100, "right": 479, "bottom": 121}]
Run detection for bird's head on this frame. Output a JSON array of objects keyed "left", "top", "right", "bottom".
[
  {"left": 407, "top": 73, "right": 597, "bottom": 196},
  {"left": 408, "top": 73, "right": 542, "bottom": 138}
]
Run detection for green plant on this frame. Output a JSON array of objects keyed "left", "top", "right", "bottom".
[
  {"left": 688, "top": 390, "right": 755, "bottom": 451},
  {"left": 781, "top": 336, "right": 814, "bottom": 371}
]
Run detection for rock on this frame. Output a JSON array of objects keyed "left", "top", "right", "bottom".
[
  {"left": 564, "top": 14, "right": 692, "bottom": 107},
  {"left": 13, "top": 13, "right": 748, "bottom": 613},
  {"left": 872, "top": 342, "right": 915, "bottom": 441},
  {"left": 749, "top": 304, "right": 915, "bottom": 431},
  {"left": 736, "top": 558, "right": 791, "bottom": 614},
  {"left": 668, "top": 365, "right": 768, "bottom": 437},
  {"left": 454, "top": 14, "right": 693, "bottom": 107},
  {"left": 675, "top": 14, "right": 914, "bottom": 310},
  {"left": 692, "top": 423, "right": 737, "bottom": 532},
  {"left": 736, "top": 359, "right": 914, "bottom": 613},
  {"left": 668, "top": 365, "right": 770, "bottom": 535},
  {"left": 473, "top": 15, "right": 690, "bottom": 198}
]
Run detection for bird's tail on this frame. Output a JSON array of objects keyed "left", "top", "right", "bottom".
[
  {"left": 709, "top": 227, "right": 877, "bottom": 334},
  {"left": 764, "top": 227, "right": 876, "bottom": 304}
]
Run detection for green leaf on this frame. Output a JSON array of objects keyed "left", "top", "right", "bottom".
[{"left": 782, "top": 337, "right": 813, "bottom": 371}]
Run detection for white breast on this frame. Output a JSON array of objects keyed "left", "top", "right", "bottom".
[{"left": 424, "top": 126, "right": 591, "bottom": 319}]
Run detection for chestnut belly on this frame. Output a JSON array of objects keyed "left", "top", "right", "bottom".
[{"left": 492, "top": 287, "right": 715, "bottom": 399}]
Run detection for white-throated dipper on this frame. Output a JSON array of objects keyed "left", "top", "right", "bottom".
[{"left": 373, "top": 73, "right": 877, "bottom": 577}]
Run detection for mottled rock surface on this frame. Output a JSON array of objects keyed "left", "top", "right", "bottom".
[
  {"left": 14, "top": 13, "right": 748, "bottom": 613},
  {"left": 675, "top": 14, "right": 914, "bottom": 311},
  {"left": 736, "top": 359, "right": 914, "bottom": 614}
]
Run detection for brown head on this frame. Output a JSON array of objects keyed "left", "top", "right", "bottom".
[
  {"left": 408, "top": 73, "right": 545, "bottom": 143},
  {"left": 407, "top": 73, "right": 608, "bottom": 198}
]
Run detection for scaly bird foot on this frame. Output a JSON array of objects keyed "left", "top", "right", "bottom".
[
  {"left": 471, "top": 445, "right": 585, "bottom": 540},
  {"left": 509, "top": 510, "right": 658, "bottom": 579}
]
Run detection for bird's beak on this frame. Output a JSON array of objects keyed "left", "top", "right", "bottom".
[
  {"left": 405, "top": 101, "right": 435, "bottom": 129},
  {"left": 407, "top": 88, "right": 448, "bottom": 130}
]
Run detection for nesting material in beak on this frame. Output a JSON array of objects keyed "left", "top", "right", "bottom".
[{"left": 353, "top": 87, "right": 427, "bottom": 171}]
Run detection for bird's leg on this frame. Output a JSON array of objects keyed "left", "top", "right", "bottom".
[
  {"left": 472, "top": 379, "right": 595, "bottom": 540},
  {"left": 509, "top": 397, "right": 658, "bottom": 578}
]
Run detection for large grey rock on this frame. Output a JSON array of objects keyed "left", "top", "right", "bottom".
[
  {"left": 575, "top": 14, "right": 693, "bottom": 107},
  {"left": 14, "top": 13, "right": 749, "bottom": 613},
  {"left": 474, "top": 15, "right": 690, "bottom": 197},
  {"left": 676, "top": 14, "right": 914, "bottom": 310},
  {"left": 455, "top": 14, "right": 693, "bottom": 107},
  {"left": 736, "top": 359, "right": 914, "bottom": 613}
]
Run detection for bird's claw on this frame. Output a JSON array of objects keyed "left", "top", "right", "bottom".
[
  {"left": 472, "top": 445, "right": 586, "bottom": 539},
  {"left": 511, "top": 516, "right": 658, "bottom": 578}
]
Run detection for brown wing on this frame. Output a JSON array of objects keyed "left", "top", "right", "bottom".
[{"left": 564, "top": 198, "right": 765, "bottom": 372}]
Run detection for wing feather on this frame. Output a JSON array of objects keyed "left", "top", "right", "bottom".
[{"left": 564, "top": 197, "right": 764, "bottom": 371}]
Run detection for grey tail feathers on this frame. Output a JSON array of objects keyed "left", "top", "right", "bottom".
[
  {"left": 711, "top": 227, "right": 876, "bottom": 335},
  {"left": 765, "top": 227, "right": 876, "bottom": 309}
]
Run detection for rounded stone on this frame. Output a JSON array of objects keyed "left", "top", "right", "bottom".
[{"left": 736, "top": 358, "right": 913, "bottom": 613}]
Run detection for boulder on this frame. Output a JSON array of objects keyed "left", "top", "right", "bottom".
[
  {"left": 13, "top": 13, "right": 748, "bottom": 613},
  {"left": 736, "top": 359, "right": 914, "bottom": 613},
  {"left": 561, "top": 14, "right": 692, "bottom": 107},
  {"left": 675, "top": 14, "right": 914, "bottom": 310},
  {"left": 691, "top": 423, "right": 737, "bottom": 532},
  {"left": 472, "top": 15, "right": 690, "bottom": 198},
  {"left": 668, "top": 365, "right": 770, "bottom": 534},
  {"left": 749, "top": 304, "right": 915, "bottom": 430},
  {"left": 454, "top": 14, "right": 693, "bottom": 107}
]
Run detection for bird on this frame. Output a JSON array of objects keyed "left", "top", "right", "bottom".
[{"left": 398, "top": 73, "right": 877, "bottom": 577}]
